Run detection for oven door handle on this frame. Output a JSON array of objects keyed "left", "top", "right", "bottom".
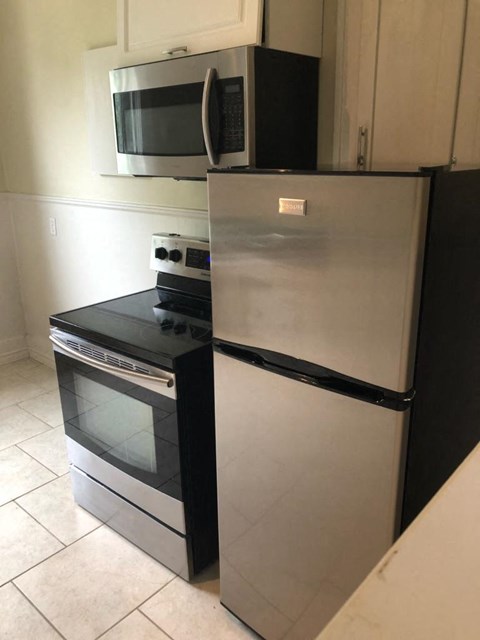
[
  {"left": 201, "top": 67, "right": 219, "bottom": 166},
  {"left": 49, "top": 335, "right": 174, "bottom": 388}
]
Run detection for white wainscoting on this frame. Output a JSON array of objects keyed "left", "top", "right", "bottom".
[
  {"left": 0, "top": 193, "right": 28, "bottom": 364},
  {"left": 7, "top": 193, "right": 208, "bottom": 365}
]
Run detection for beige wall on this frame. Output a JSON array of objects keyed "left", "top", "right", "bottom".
[
  {"left": 11, "top": 196, "right": 208, "bottom": 364},
  {"left": 0, "top": 0, "right": 208, "bottom": 209},
  {"left": 0, "top": 0, "right": 208, "bottom": 363},
  {"left": 0, "top": 156, "right": 6, "bottom": 192}
]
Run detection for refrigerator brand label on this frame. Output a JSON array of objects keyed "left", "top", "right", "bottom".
[{"left": 278, "top": 198, "right": 307, "bottom": 216}]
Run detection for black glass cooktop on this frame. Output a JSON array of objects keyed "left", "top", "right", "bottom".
[{"left": 50, "top": 288, "right": 212, "bottom": 370}]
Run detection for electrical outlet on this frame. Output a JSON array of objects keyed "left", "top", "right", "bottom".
[{"left": 49, "top": 217, "right": 57, "bottom": 236}]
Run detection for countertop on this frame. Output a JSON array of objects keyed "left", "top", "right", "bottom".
[{"left": 317, "top": 442, "right": 480, "bottom": 639}]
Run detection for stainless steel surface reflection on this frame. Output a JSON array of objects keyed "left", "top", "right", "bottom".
[
  {"left": 208, "top": 172, "right": 429, "bottom": 393},
  {"left": 214, "top": 352, "right": 408, "bottom": 640}
]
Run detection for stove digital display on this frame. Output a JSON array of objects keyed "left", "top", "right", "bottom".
[{"left": 186, "top": 248, "right": 210, "bottom": 271}]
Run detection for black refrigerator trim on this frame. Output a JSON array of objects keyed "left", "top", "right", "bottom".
[
  {"left": 214, "top": 340, "right": 414, "bottom": 412},
  {"left": 400, "top": 167, "right": 480, "bottom": 530}
]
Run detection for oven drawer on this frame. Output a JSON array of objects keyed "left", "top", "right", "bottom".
[
  {"left": 70, "top": 465, "right": 192, "bottom": 580},
  {"left": 66, "top": 437, "right": 186, "bottom": 534}
]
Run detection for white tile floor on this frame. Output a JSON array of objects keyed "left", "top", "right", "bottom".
[{"left": 0, "top": 358, "right": 257, "bottom": 640}]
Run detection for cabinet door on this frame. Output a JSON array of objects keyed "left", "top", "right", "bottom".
[
  {"left": 452, "top": 0, "right": 480, "bottom": 170},
  {"left": 335, "top": 0, "right": 466, "bottom": 171},
  {"left": 118, "top": 0, "right": 263, "bottom": 64},
  {"left": 371, "top": 0, "right": 465, "bottom": 170},
  {"left": 334, "top": 0, "right": 379, "bottom": 170}
]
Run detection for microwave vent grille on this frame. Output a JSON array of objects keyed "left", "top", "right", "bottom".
[{"left": 65, "top": 338, "right": 150, "bottom": 375}]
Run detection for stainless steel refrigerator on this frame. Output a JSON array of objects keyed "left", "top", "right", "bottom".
[{"left": 207, "top": 168, "right": 480, "bottom": 640}]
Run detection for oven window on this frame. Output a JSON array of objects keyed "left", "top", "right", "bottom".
[
  {"left": 55, "top": 353, "right": 182, "bottom": 501},
  {"left": 113, "top": 82, "right": 207, "bottom": 157}
]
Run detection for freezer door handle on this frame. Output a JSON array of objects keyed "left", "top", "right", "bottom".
[{"left": 214, "top": 341, "right": 414, "bottom": 412}]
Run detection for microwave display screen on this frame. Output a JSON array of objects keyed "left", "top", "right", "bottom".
[{"left": 114, "top": 82, "right": 207, "bottom": 157}]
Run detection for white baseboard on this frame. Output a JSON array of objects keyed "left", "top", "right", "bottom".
[
  {"left": 0, "top": 336, "right": 29, "bottom": 366},
  {"left": 27, "top": 335, "right": 55, "bottom": 368}
]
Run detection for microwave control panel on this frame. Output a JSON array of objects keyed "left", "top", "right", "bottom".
[{"left": 218, "top": 77, "right": 245, "bottom": 154}]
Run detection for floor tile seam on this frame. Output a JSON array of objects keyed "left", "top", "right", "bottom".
[
  {"left": 93, "top": 607, "right": 174, "bottom": 640},
  {"left": 15, "top": 497, "right": 104, "bottom": 548},
  {"left": 14, "top": 500, "right": 69, "bottom": 548},
  {"left": 11, "top": 368, "right": 54, "bottom": 389},
  {"left": 14, "top": 440, "right": 66, "bottom": 477},
  {"left": 9, "top": 524, "right": 111, "bottom": 590},
  {"left": 7, "top": 383, "right": 49, "bottom": 403},
  {"left": 138, "top": 607, "right": 176, "bottom": 640},
  {"left": 92, "top": 573, "right": 178, "bottom": 640},
  {"left": 17, "top": 398, "right": 64, "bottom": 430},
  {"left": 0, "top": 454, "right": 58, "bottom": 510},
  {"left": 0, "top": 423, "right": 56, "bottom": 454},
  {"left": 10, "top": 580, "right": 69, "bottom": 640},
  {"left": 12, "top": 399, "right": 58, "bottom": 431}
]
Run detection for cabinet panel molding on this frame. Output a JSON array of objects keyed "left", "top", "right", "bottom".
[
  {"left": 334, "top": 0, "right": 379, "bottom": 169},
  {"left": 118, "top": 0, "right": 263, "bottom": 62},
  {"left": 371, "top": 0, "right": 466, "bottom": 170},
  {"left": 334, "top": 0, "right": 467, "bottom": 171}
]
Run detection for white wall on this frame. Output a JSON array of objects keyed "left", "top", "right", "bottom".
[
  {"left": 0, "top": 0, "right": 208, "bottom": 209},
  {"left": 0, "top": 0, "right": 209, "bottom": 363},
  {"left": 0, "top": 195, "right": 27, "bottom": 363},
  {"left": 11, "top": 194, "right": 208, "bottom": 364}
]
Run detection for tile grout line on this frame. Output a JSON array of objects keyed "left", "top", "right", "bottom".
[
  {"left": 14, "top": 500, "right": 70, "bottom": 548},
  {"left": 93, "top": 575, "right": 179, "bottom": 640},
  {"left": 9, "top": 442, "right": 61, "bottom": 475},
  {"left": 138, "top": 608, "right": 176, "bottom": 640},
  {"left": 0, "top": 382, "right": 54, "bottom": 409},
  {"left": 6, "top": 522, "right": 107, "bottom": 590},
  {"left": 13, "top": 439, "right": 67, "bottom": 478},
  {"left": 10, "top": 581, "right": 69, "bottom": 640}
]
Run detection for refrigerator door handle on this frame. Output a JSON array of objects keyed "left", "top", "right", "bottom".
[{"left": 214, "top": 341, "right": 413, "bottom": 412}]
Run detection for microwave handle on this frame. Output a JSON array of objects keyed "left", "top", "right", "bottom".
[{"left": 202, "top": 67, "right": 219, "bottom": 166}]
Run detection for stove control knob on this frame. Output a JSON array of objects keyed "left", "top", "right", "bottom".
[
  {"left": 169, "top": 249, "right": 182, "bottom": 263},
  {"left": 155, "top": 247, "right": 168, "bottom": 260},
  {"left": 174, "top": 323, "right": 187, "bottom": 335},
  {"left": 161, "top": 319, "right": 174, "bottom": 331}
]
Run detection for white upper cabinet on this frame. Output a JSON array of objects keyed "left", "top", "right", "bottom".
[
  {"left": 117, "top": 0, "right": 264, "bottom": 63},
  {"left": 335, "top": 0, "right": 467, "bottom": 171},
  {"left": 117, "top": 0, "right": 323, "bottom": 63}
]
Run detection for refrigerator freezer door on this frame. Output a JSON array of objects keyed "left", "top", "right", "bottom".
[
  {"left": 214, "top": 351, "right": 409, "bottom": 640},
  {"left": 208, "top": 172, "right": 430, "bottom": 392}
]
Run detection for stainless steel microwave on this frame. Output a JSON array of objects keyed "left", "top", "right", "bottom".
[{"left": 109, "top": 46, "right": 319, "bottom": 179}]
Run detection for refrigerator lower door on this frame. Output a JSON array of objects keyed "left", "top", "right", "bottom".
[{"left": 214, "top": 352, "right": 409, "bottom": 640}]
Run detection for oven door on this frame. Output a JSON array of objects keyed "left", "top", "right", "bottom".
[{"left": 50, "top": 328, "right": 186, "bottom": 534}]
